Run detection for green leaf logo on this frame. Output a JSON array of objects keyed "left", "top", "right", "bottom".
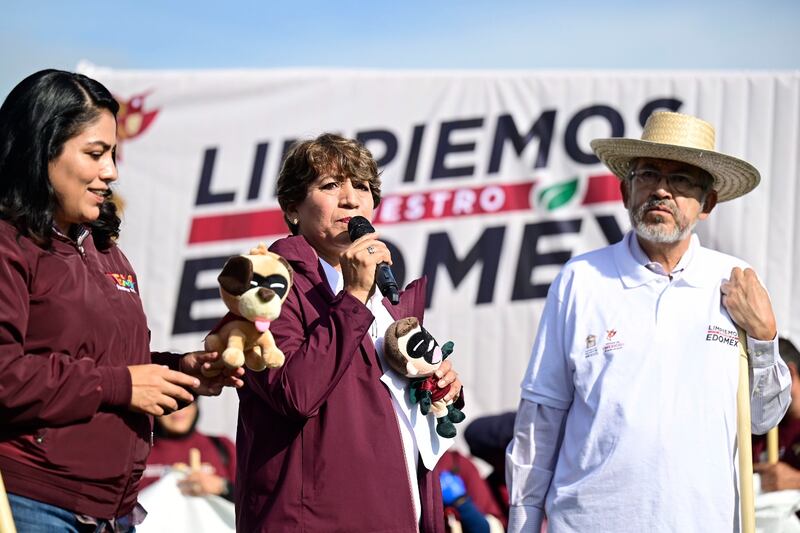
[{"left": 537, "top": 177, "right": 579, "bottom": 211}]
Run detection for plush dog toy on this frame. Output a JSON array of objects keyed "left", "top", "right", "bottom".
[
  {"left": 202, "top": 252, "right": 293, "bottom": 376},
  {"left": 383, "top": 317, "right": 465, "bottom": 438}
]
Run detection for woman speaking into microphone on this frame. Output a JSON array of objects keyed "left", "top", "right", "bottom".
[{"left": 236, "top": 133, "right": 463, "bottom": 532}]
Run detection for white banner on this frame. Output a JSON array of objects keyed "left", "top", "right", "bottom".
[
  {"left": 138, "top": 471, "right": 235, "bottom": 532},
  {"left": 77, "top": 63, "right": 800, "bottom": 440}
]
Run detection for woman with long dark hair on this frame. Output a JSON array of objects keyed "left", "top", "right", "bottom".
[{"left": 0, "top": 69, "right": 243, "bottom": 532}]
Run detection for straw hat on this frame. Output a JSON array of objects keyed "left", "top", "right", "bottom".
[{"left": 590, "top": 111, "right": 760, "bottom": 202}]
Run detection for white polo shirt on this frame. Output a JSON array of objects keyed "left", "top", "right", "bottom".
[{"left": 518, "top": 232, "right": 790, "bottom": 532}]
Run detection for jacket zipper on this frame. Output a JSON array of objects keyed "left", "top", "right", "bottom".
[
  {"left": 52, "top": 225, "right": 88, "bottom": 258},
  {"left": 57, "top": 223, "right": 133, "bottom": 517},
  {"left": 114, "top": 422, "right": 139, "bottom": 518},
  {"left": 74, "top": 227, "right": 88, "bottom": 258}
]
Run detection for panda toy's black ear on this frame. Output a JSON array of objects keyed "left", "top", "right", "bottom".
[{"left": 218, "top": 256, "right": 253, "bottom": 296}]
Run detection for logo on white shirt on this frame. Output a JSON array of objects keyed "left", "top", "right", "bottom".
[
  {"left": 584, "top": 334, "right": 598, "bottom": 357},
  {"left": 705, "top": 325, "right": 739, "bottom": 347},
  {"left": 584, "top": 330, "right": 625, "bottom": 357},
  {"left": 586, "top": 334, "right": 597, "bottom": 348},
  {"left": 603, "top": 329, "right": 624, "bottom": 354}
]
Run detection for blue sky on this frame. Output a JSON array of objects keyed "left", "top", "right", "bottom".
[{"left": 2, "top": 0, "right": 799, "bottom": 98}]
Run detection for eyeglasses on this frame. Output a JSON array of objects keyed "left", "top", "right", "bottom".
[{"left": 628, "top": 168, "right": 708, "bottom": 195}]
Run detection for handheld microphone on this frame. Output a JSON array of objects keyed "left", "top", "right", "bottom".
[{"left": 347, "top": 216, "right": 400, "bottom": 305}]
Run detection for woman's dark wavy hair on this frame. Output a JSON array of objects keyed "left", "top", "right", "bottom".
[{"left": 0, "top": 69, "right": 121, "bottom": 250}]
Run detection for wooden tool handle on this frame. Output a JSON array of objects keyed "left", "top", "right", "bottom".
[
  {"left": 767, "top": 427, "right": 779, "bottom": 464},
  {"left": 189, "top": 448, "right": 201, "bottom": 472},
  {"left": 737, "top": 328, "right": 754, "bottom": 533}
]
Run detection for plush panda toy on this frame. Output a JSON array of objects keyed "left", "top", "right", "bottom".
[{"left": 382, "top": 317, "right": 465, "bottom": 438}]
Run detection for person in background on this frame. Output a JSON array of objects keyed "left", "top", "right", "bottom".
[
  {"left": 0, "top": 69, "right": 243, "bottom": 532},
  {"left": 235, "top": 133, "right": 463, "bottom": 532},
  {"left": 435, "top": 450, "right": 505, "bottom": 533},
  {"left": 506, "top": 111, "right": 790, "bottom": 532},
  {"left": 464, "top": 411, "right": 516, "bottom": 526},
  {"left": 754, "top": 338, "right": 800, "bottom": 491},
  {"left": 141, "top": 401, "right": 236, "bottom": 502}
]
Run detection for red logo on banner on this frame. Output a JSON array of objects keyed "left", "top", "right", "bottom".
[{"left": 115, "top": 92, "right": 160, "bottom": 160}]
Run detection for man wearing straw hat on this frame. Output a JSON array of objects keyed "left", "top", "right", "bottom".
[{"left": 506, "top": 111, "right": 791, "bottom": 532}]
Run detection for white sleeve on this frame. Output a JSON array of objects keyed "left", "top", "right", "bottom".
[
  {"left": 519, "top": 271, "right": 574, "bottom": 410},
  {"left": 505, "top": 398, "right": 568, "bottom": 533},
  {"left": 748, "top": 335, "right": 791, "bottom": 434}
]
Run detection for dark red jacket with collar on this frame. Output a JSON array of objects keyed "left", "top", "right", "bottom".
[
  {"left": 0, "top": 220, "right": 172, "bottom": 519},
  {"left": 235, "top": 234, "right": 446, "bottom": 532},
  {"left": 753, "top": 416, "right": 800, "bottom": 468},
  {"left": 141, "top": 430, "right": 236, "bottom": 492}
]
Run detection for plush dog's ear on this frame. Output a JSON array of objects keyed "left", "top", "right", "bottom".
[
  {"left": 278, "top": 256, "right": 294, "bottom": 286},
  {"left": 218, "top": 256, "right": 253, "bottom": 296}
]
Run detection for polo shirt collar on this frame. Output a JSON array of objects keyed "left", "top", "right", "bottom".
[
  {"left": 614, "top": 231, "right": 706, "bottom": 288},
  {"left": 678, "top": 235, "right": 715, "bottom": 288}
]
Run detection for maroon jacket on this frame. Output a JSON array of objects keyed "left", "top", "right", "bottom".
[
  {"left": 141, "top": 430, "right": 236, "bottom": 491},
  {"left": 753, "top": 416, "right": 800, "bottom": 467},
  {"left": 0, "top": 220, "right": 169, "bottom": 519},
  {"left": 236, "top": 235, "right": 445, "bottom": 532}
]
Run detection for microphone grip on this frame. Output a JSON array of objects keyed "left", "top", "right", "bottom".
[
  {"left": 348, "top": 216, "right": 400, "bottom": 304},
  {"left": 376, "top": 262, "right": 400, "bottom": 305}
]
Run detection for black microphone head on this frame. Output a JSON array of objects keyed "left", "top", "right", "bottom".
[{"left": 348, "top": 216, "right": 375, "bottom": 242}]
